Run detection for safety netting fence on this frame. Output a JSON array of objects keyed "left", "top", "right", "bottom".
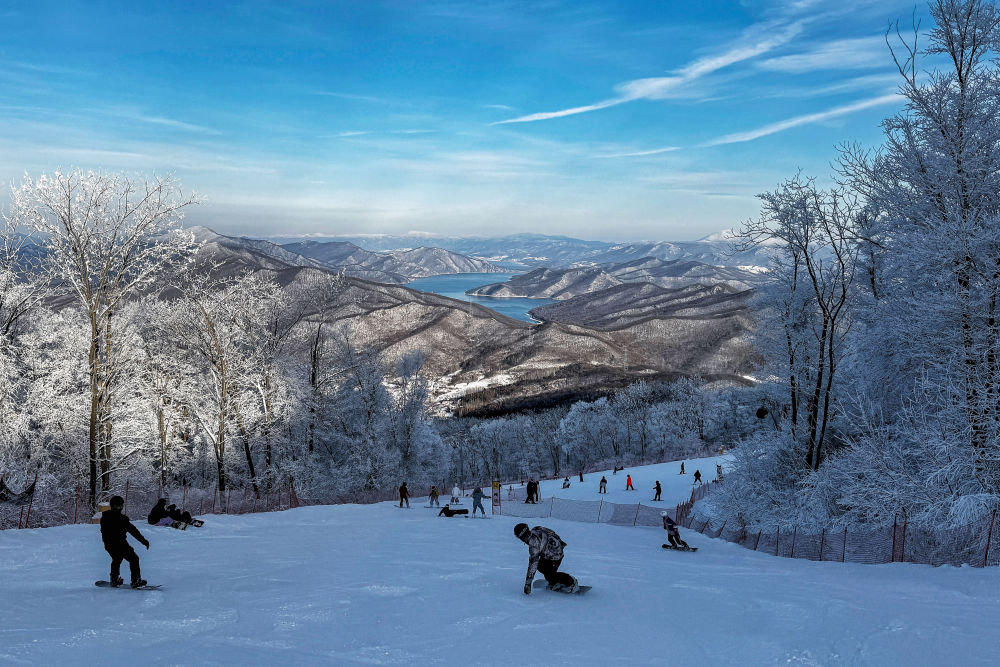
[{"left": 677, "top": 483, "right": 1000, "bottom": 568}]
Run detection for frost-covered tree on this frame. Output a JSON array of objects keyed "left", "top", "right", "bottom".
[{"left": 7, "top": 170, "right": 197, "bottom": 508}]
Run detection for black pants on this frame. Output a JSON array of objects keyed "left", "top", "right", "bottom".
[
  {"left": 654, "top": 492, "right": 661, "bottom": 501},
  {"left": 537, "top": 557, "right": 575, "bottom": 589},
  {"left": 668, "top": 533, "right": 689, "bottom": 548},
  {"left": 107, "top": 545, "right": 141, "bottom": 582}
]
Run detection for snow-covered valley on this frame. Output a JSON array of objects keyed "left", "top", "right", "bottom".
[{"left": 2, "top": 458, "right": 998, "bottom": 665}]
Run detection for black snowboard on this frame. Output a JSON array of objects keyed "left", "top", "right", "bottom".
[
  {"left": 95, "top": 580, "right": 162, "bottom": 590},
  {"left": 661, "top": 544, "right": 698, "bottom": 552},
  {"left": 187, "top": 519, "right": 204, "bottom": 527},
  {"left": 533, "top": 579, "right": 591, "bottom": 595}
]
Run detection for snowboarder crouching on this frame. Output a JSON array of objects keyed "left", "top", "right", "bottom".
[
  {"left": 562, "top": 477, "right": 571, "bottom": 489},
  {"left": 514, "top": 523, "right": 578, "bottom": 594},
  {"left": 438, "top": 504, "right": 469, "bottom": 517},
  {"left": 101, "top": 495, "right": 149, "bottom": 588},
  {"left": 661, "top": 512, "right": 690, "bottom": 549}
]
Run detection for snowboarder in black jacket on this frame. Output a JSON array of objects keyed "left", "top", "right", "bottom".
[
  {"left": 661, "top": 512, "right": 690, "bottom": 549},
  {"left": 514, "top": 523, "right": 578, "bottom": 594},
  {"left": 100, "top": 495, "right": 149, "bottom": 588},
  {"left": 653, "top": 481, "right": 662, "bottom": 501}
]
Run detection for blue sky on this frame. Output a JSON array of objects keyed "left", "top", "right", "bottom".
[{"left": 0, "top": 0, "right": 927, "bottom": 241}]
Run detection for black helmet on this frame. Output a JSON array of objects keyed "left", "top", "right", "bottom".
[
  {"left": 514, "top": 523, "right": 530, "bottom": 539},
  {"left": 109, "top": 495, "right": 125, "bottom": 508}
]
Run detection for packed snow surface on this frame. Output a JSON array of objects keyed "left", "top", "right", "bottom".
[{"left": 2, "top": 457, "right": 999, "bottom": 665}]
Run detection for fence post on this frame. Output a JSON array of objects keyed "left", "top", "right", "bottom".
[
  {"left": 891, "top": 516, "right": 898, "bottom": 562},
  {"left": 790, "top": 526, "right": 797, "bottom": 558},
  {"left": 842, "top": 527, "right": 847, "bottom": 562},
  {"left": 819, "top": 529, "right": 825, "bottom": 562},
  {"left": 900, "top": 518, "right": 908, "bottom": 563},
  {"left": 984, "top": 509, "right": 997, "bottom": 568},
  {"left": 633, "top": 503, "right": 641, "bottom": 526},
  {"left": 754, "top": 530, "right": 762, "bottom": 551},
  {"left": 717, "top": 521, "right": 727, "bottom": 539},
  {"left": 227, "top": 488, "right": 232, "bottom": 514},
  {"left": 700, "top": 519, "right": 709, "bottom": 534},
  {"left": 23, "top": 474, "right": 37, "bottom": 528},
  {"left": 597, "top": 499, "right": 603, "bottom": 523}
]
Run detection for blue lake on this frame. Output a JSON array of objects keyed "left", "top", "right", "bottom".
[{"left": 405, "top": 273, "right": 555, "bottom": 323}]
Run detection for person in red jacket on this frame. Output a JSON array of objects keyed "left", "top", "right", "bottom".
[{"left": 626, "top": 474, "right": 634, "bottom": 491}]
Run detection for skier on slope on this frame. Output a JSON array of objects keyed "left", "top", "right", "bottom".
[
  {"left": 661, "top": 512, "right": 691, "bottom": 550},
  {"left": 626, "top": 474, "right": 634, "bottom": 491},
  {"left": 514, "top": 523, "right": 578, "bottom": 594},
  {"left": 451, "top": 485, "right": 461, "bottom": 504},
  {"left": 399, "top": 482, "right": 410, "bottom": 508},
  {"left": 429, "top": 485, "right": 440, "bottom": 507},
  {"left": 693, "top": 470, "right": 702, "bottom": 486},
  {"left": 100, "top": 495, "right": 149, "bottom": 588},
  {"left": 471, "top": 486, "right": 487, "bottom": 515},
  {"left": 653, "top": 481, "right": 662, "bottom": 502},
  {"left": 599, "top": 476, "right": 607, "bottom": 493}
]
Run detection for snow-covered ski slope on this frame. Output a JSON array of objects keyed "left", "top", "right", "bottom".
[{"left": 2, "top": 456, "right": 999, "bottom": 666}]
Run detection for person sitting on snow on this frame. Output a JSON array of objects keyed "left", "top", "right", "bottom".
[
  {"left": 514, "top": 523, "right": 578, "bottom": 594},
  {"left": 661, "top": 512, "right": 690, "bottom": 549},
  {"left": 147, "top": 498, "right": 173, "bottom": 526},
  {"left": 438, "top": 504, "right": 469, "bottom": 517},
  {"left": 562, "top": 477, "right": 571, "bottom": 489},
  {"left": 167, "top": 503, "right": 194, "bottom": 524}
]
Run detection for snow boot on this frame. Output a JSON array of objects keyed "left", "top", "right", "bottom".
[
  {"left": 110, "top": 575, "right": 124, "bottom": 588},
  {"left": 130, "top": 578, "right": 147, "bottom": 589}
]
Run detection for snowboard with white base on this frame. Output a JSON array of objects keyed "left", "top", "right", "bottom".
[{"left": 661, "top": 544, "right": 698, "bottom": 552}]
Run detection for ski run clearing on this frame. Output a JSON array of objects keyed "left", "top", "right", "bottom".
[{"left": 2, "top": 457, "right": 999, "bottom": 666}]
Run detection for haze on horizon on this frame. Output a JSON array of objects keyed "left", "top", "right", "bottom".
[{"left": 0, "top": 0, "right": 924, "bottom": 242}]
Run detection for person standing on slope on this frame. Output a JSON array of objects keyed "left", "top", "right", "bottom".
[
  {"left": 599, "top": 476, "right": 607, "bottom": 493},
  {"left": 653, "top": 481, "right": 662, "bottom": 502},
  {"left": 680, "top": 462, "right": 686, "bottom": 475},
  {"left": 693, "top": 470, "right": 702, "bottom": 486},
  {"left": 429, "top": 485, "right": 440, "bottom": 507},
  {"left": 399, "top": 482, "right": 410, "bottom": 508},
  {"left": 661, "top": 512, "right": 691, "bottom": 549},
  {"left": 472, "top": 486, "right": 487, "bottom": 515},
  {"left": 451, "top": 485, "right": 461, "bottom": 504},
  {"left": 514, "top": 523, "right": 578, "bottom": 594},
  {"left": 100, "top": 495, "right": 150, "bottom": 588},
  {"left": 626, "top": 474, "right": 634, "bottom": 491}
]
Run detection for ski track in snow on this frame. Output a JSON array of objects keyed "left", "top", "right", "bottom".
[{"left": 2, "top": 456, "right": 999, "bottom": 665}]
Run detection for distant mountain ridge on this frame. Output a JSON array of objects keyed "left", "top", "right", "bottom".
[
  {"left": 468, "top": 257, "right": 757, "bottom": 300},
  {"left": 265, "top": 231, "right": 774, "bottom": 271},
  {"left": 282, "top": 239, "right": 504, "bottom": 282}
]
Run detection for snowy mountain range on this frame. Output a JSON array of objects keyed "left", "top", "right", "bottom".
[
  {"left": 180, "top": 226, "right": 754, "bottom": 415},
  {"left": 265, "top": 231, "right": 775, "bottom": 271},
  {"left": 469, "top": 257, "right": 757, "bottom": 300}
]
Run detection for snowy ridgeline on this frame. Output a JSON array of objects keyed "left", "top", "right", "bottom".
[{"left": 2, "top": 457, "right": 999, "bottom": 664}]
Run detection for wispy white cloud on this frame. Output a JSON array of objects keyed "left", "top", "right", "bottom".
[
  {"left": 759, "top": 35, "right": 889, "bottom": 72},
  {"left": 336, "top": 131, "right": 371, "bottom": 137},
  {"left": 595, "top": 146, "right": 681, "bottom": 158},
  {"left": 494, "top": 19, "right": 805, "bottom": 125},
  {"left": 93, "top": 106, "right": 220, "bottom": 135},
  {"left": 703, "top": 93, "right": 899, "bottom": 146}
]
